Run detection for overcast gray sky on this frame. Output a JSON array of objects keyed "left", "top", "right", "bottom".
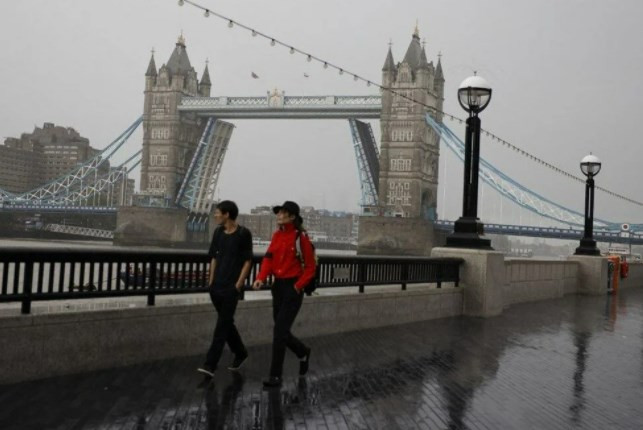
[{"left": 1, "top": 0, "right": 641, "bottom": 225}]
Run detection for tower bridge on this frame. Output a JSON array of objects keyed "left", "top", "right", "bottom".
[{"left": 0, "top": 29, "right": 641, "bottom": 249}]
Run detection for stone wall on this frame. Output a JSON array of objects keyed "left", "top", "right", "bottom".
[
  {"left": 114, "top": 206, "right": 187, "bottom": 247},
  {"left": 0, "top": 288, "right": 462, "bottom": 384},
  {"left": 503, "top": 260, "right": 578, "bottom": 307},
  {"left": 357, "top": 216, "right": 435, "bottom": 256},
  {"left": 620, "top": 262, "right": 643, "bottom": 290}
]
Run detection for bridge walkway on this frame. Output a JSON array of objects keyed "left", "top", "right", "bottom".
[{"left": 1, "top": 289, "right": 642, "bottom": 429}]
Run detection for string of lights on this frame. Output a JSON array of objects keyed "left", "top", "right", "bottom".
[{"left": 179, "top": 0, "right": 643, "bottom": 208}]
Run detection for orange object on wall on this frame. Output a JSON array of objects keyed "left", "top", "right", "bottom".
[
  {"left": 607, "top": 255, "right": 621, "bottom": 293},
  {"left": 620, "top": 261, "right": 629, "bottom": 279}
]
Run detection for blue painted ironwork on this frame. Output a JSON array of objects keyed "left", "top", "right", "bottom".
[
  {"left": 425, "top": 114, "right": 642, "bottom": 231},
  {"left": 175, "top": 117, "right": 217, "bottom": 208},
  {"left": 176, "top": 118, "right": 234, "bottom": 214},
  {"left": 0, "top": 117, "right": 142, "bottom": 206},
  {"left": 434, "top": 220, "right": 643, "bottom": 245},
  {"left": 348, "top": 119, "right": 379, "bottom": 207},
  {"left": 0, "top": 204, "right": 117, "bottom": 214}
]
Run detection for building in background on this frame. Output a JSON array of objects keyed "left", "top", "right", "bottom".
[
  {"left": 0, "top": 144, "right": 41, "bottom": 193},
  {"left": 1, "top": 123, "right": 105, "bottom": 193},
  {"left": 0, "top": 122, "right": 132, "bottom": 205},
  {"left": 238, "top": 205, "right": 358, "bottom": 245}
]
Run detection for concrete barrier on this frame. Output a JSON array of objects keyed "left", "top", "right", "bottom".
[
  {"left": 620, "top": 262, "right": 643, "bottom": 290},
  {"left": 0, "top": 287, "right": 462, "bottom": 384},
  {"left": 503, "top": 260, "right": 579, "bottom": 307}
]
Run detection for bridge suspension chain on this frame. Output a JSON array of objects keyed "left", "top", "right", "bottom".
[
  {"left": 0, "top": 117, "right": 142, "bottom": 206},
  {"left": 179, "top": 0, "right": 643, "bottom": 209},
  {"left": 425, "top": 114, "right": 628, "bottom": 230}
]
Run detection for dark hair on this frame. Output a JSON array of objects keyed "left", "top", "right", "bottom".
[
  {"left": 292, "top": 215, "right": 305, "bottom": 232},
  {"left": 216, "top": 200, "right": 239, "bottom": 220}
]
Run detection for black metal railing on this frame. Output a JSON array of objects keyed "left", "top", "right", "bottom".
[{"left": 0, "top": 248, "right": 463, "bottom": 314}]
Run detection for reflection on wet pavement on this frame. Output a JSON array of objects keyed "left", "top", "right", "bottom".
[{"left": 1, "top": 288, "right": 643, "bottom": 429}]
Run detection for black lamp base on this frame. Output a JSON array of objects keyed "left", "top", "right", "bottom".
[
  {"left": 446, "top": 217, "right": 493, "bottom": 250},
  {"left": 574, "top": 238, "right": 601, "bottom": 256}
]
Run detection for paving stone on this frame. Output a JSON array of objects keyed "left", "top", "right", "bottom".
[{"left": 2, "top": 289, "right": 643, "bottom": 429}]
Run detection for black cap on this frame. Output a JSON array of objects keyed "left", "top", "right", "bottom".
[{"left": 272, "top": 201, "right": 303, "bottom": 223}]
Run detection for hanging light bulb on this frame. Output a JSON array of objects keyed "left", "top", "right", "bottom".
[
  {"left": 204, "top": 9, "right": 210, "bottom": 17},
  {"left": 178, "top": 0, "right": 184, "bottom": 5},
  {"left": 228, "top": 20, "right": 234, "bottom": 28},
  {"left": 252, "top": 30, "right": 257, "bottom": 37},
  {"left": 270, "top": 39, "right": 276, "bottom": 46},
  {"left": 339, "top": 69, "right": 344, "bottom": 75},
  {"left": 290, "top": 47, "right": 295, "bottom": 54},
  {"left": 323, "top": 62, "right": 328, "bottom": 69},
  {"left": 366, "top": 81, "right": 371, "bottom": 87},
  {"left": 353, "top": 75, "right": 358, "bottom": 81},
  {"left": 307, "top": 55, "right": 312, "bottom": 62}
]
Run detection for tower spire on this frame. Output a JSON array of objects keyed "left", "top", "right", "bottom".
[
  {"left": 200, "top": 60, "right": 211, "bottom": 86},
  {"left": 146, "top": 49, "right": 157, "bottom": 77},
  {"left": 436, "top": 52, "right": 444, "bottom": 80},
  {"left": 413, "top": 20, "right": 420, "bottom": 39},
  {"left": 382, "top": 44, "right": 395, "bottom": 72}
]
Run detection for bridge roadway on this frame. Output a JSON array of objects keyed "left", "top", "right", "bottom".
[
  {"left": 178, "top": 95, "right": 382, "bottom": 119},
  {"left": 1, "top": 288, "right": 642, "bottom": 429}
]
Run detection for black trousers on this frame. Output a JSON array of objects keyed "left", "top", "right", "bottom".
[
  {"left": 205, "top": 290, "right": 247, "bottom": 368},
  {"left": 270, "top": 278, "right": 308, "bottom": 377}
]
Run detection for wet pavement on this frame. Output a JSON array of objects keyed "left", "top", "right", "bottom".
[{"left": 1, "top": 288, "right": 643, "bottom": 430}]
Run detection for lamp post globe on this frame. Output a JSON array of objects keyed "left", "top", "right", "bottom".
[
  {"left": 575, "top": 153, "right": 601, "bottom": 256},
  {"left": 580, "top": 153, "right": 601, "bottom": 177},
  {"left": 446, "top": 74, "right": 493, "bottom": 249},
  {"left": 458, "top": 75, "right": 492, "bottom": 114}
]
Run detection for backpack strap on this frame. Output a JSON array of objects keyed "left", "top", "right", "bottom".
[
  {"left": 237, "top": 224, "right": 247, "bottom": 237},
  {"left": 295, "top": 231, "right": 303, "bottom": 265}
]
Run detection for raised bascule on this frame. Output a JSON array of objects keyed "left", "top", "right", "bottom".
[{"left": 0, "top": 30, "right": 641, "bottom": 249}]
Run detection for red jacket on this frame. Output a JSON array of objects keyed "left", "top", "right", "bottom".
[{"left": 257, "top": 223, "right": 316, "bottom": 291}]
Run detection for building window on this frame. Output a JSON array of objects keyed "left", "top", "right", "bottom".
[
  {"left": 390, "top": 158, "right": 411, "bottom": 171},
  {"left": 151, "top": 128, "right": 170, "bottom": 140},
  {"left": 391, "top": 128, "right": 413, "bottom": 142},
  {"left": 150, "top": 152, "right": 168, "bottom": 166},
  {"left": 387, "top": 181, "right": 411, "bottom": 206},
  {"left": 148, "top": 174, "right": 167, "bottom": 190}
]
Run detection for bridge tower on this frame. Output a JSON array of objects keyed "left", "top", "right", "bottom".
[
  {"left": 140, "top": 34, "right": 211, "bottom": 202},
  {"left": 358, "top": 26, "right": 445, "bottom": 256},
  {"left": 379, "top": 26, "right": 444, "bottom": 219}
]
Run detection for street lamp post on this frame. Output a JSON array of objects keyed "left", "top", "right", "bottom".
[
  {"left": 446, "top": 74, "right": 493, "bottom": 249},
  {"left": 574, "top": 154, "right": 602, "bottom": 256}
]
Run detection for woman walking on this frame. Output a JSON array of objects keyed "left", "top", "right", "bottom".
[{"left": 252, "top": 201, "right": 315, "bottom": 387}]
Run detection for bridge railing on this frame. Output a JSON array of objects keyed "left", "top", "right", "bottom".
[{"left": 0, "top": 248, "right": 463, "bottom": 314}]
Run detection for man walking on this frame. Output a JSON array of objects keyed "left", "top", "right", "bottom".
[{"left": 198, "top": 200, "right": 253, "bottom": 377}]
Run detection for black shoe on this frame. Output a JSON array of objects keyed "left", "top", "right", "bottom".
[
  {"left": 197, "top": 364, "right": 215, "bottom": 378},
  {"left": 262, "top": 376, "right": 282, "bottom": 388},
  {"left": 227, "top": 352, "right": 248, "bottom": 371},
  {"left": 299, "top": 348, "right": 311, "bottom": 376}
]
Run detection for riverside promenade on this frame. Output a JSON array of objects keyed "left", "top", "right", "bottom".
[{"left": 1, "top": 287, "right": 642, "bottom": 429}]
